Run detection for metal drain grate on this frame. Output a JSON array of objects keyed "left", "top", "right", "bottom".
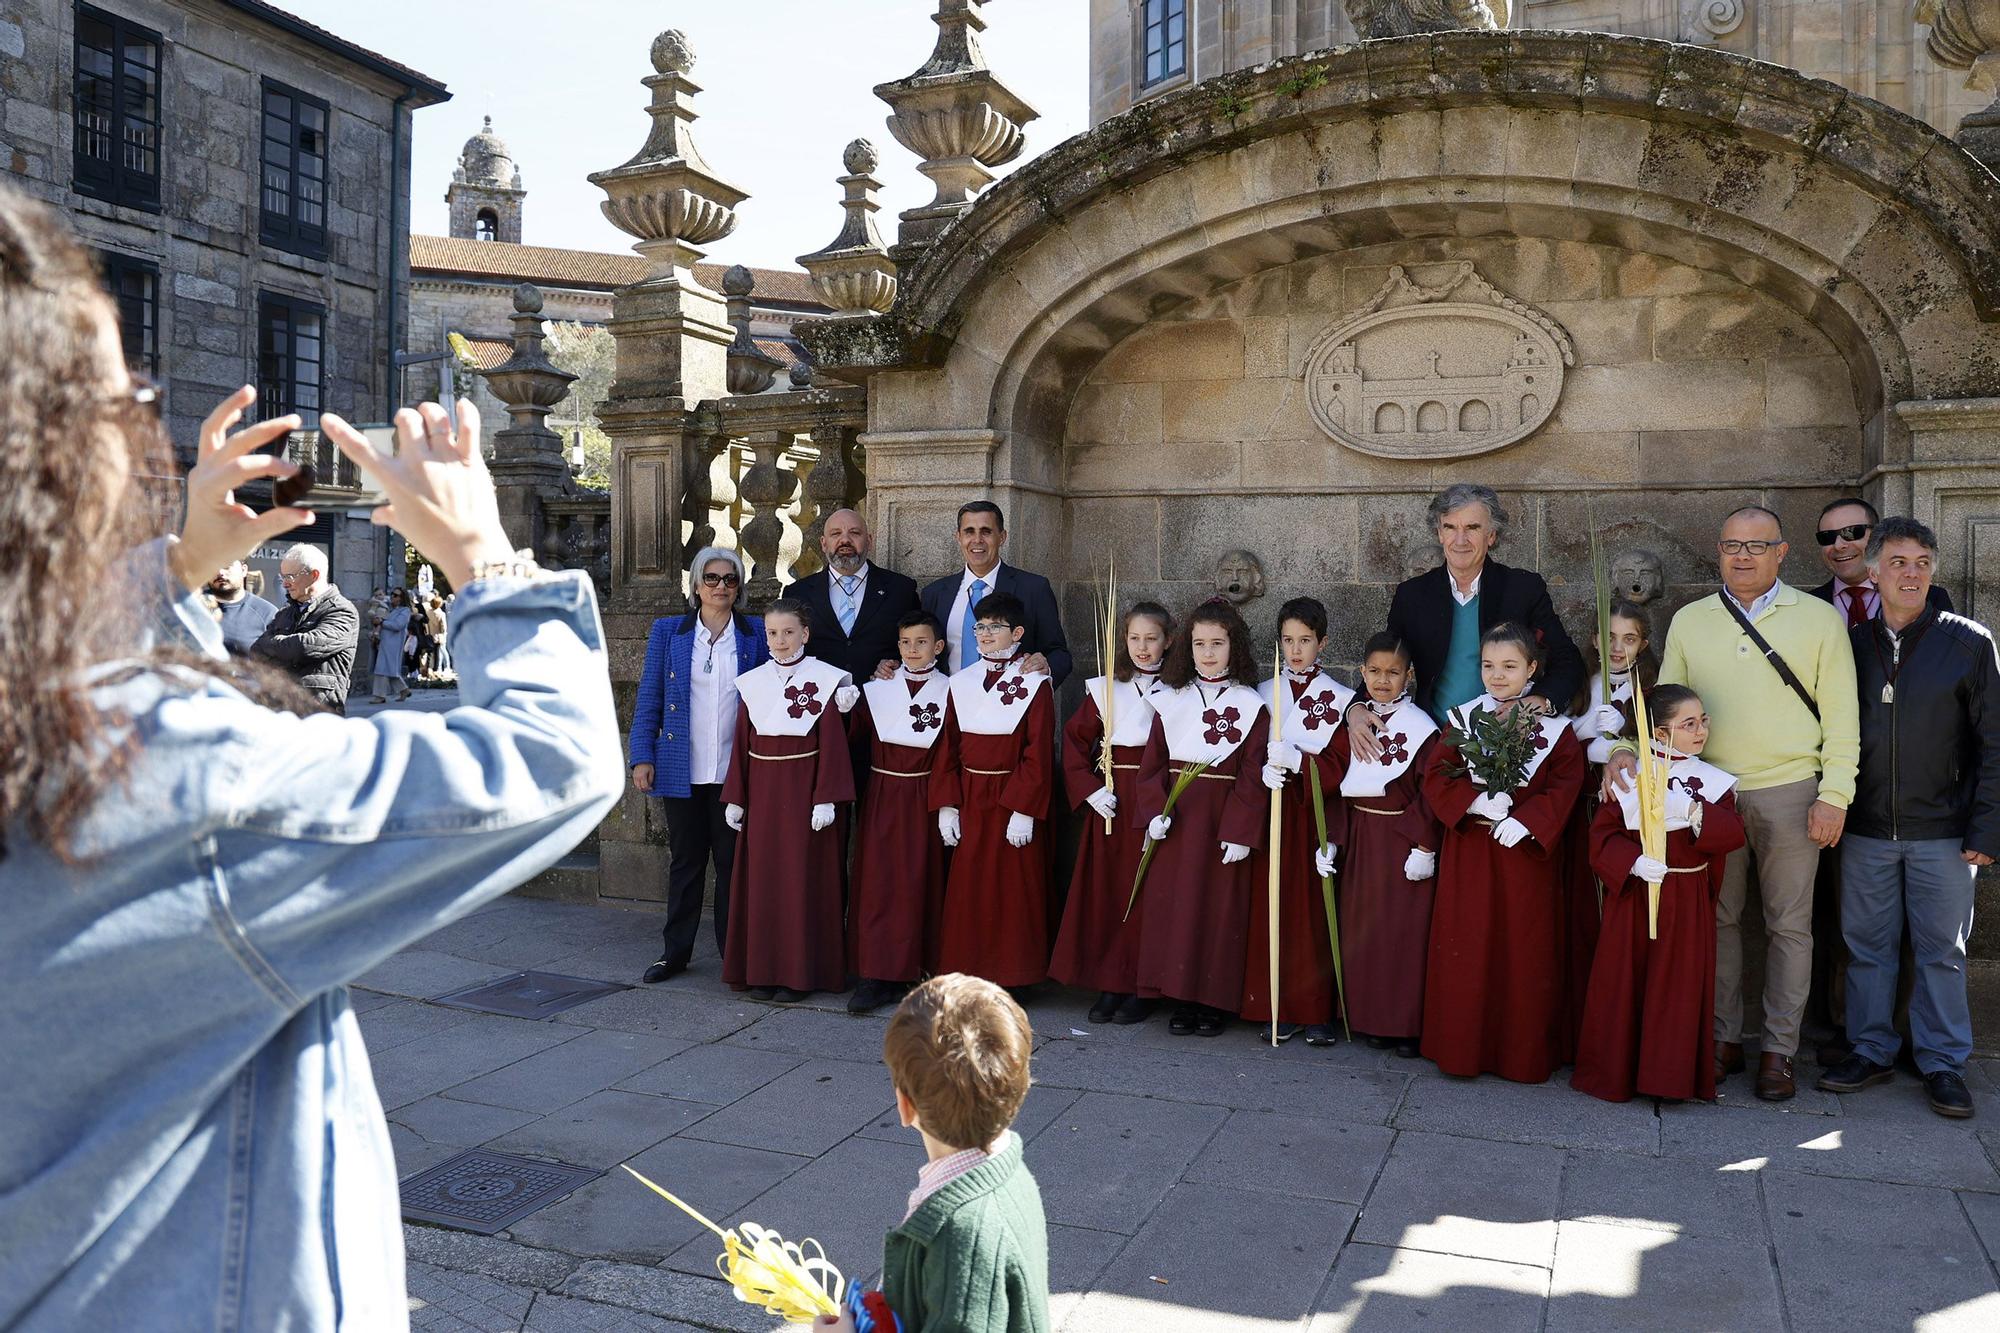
[
  {"left": 400, "top": 1149, "right": 598, "bottom": 1234},
  {"left": 431, "top": 970, "right": 628, "bottom": 1019}
]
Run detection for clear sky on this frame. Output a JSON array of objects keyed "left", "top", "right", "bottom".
[{"left": 281, "top": 0, "right": 1090, "bottom": 272}]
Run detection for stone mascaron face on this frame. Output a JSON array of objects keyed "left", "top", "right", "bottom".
[
  {"left": 1609, "top": 547, "right": 1665, "bottom": 604},
  {"left": 1214, "top": 549, "right": 1266, "bottom": 605}
]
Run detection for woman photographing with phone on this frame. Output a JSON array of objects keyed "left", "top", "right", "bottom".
[{"left": 0, "top": 189, "right": 622, "bottom": 1329}]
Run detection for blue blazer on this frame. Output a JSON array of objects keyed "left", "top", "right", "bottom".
[
  {"left": 919, "top": 562, "right": 1073, "bottom": 686},
  {"left": 628, "top": 609, "right": 768, "bottom": 797}
]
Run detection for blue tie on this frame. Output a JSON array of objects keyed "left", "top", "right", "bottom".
[
  {"left": 835, "top": 574, "right": 860, "bottom": 634},
  {"left": 961, "top": 578, "right": 986, "bottom": 670}
]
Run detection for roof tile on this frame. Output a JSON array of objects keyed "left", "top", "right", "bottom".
[{"left": 410, "top": 235, "right": 826, "bottom": 309}]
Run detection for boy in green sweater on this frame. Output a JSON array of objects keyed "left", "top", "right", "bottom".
[{"left": 822, "top": 973, "right": 1051, "bottom": 1333}]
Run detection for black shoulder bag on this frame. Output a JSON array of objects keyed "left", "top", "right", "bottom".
[{"left": 1720, "top": 595, "right": 1820, "bottom": 722}]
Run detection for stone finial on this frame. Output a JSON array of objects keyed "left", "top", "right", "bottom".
[
  {"left": 788, "top": 361, "right": 813, "bottom": 390},
  {"left": 1918, "top": 0, "right": 2000, "bottom": 173},
  {"left": 512, "top": 282, "right": 543, "bottom": 315},
  {"left": 874, "top": 0, "right": 1039, "bottom": 251},
  {"left": 723, "top": 267, "right": 780, "bottom": 395},
  {"left": 482, "top": 282, "right": 578, "bottom": 485},
  {"left": 589, "top": 29, "right": 748, "bottom": 285},
  {"left": 797, "top": 139, "right": 898, "bottom": 317}
]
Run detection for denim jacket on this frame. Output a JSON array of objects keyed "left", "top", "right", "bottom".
[{"left": 0, "top": 541, "right": 622, "bottom": 1331}]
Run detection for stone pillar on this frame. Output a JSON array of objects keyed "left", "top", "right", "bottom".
[
  {"left": 1890, "top": 397, "right": 2000, "bottom": 621},
  {"left": 792, "top": 420, "right": 857, "bottom": 581},
  {"left": 723, "top": 265, "right": 781, "bottom": 396},
  {"left": 481, "top": 283, "right": 578, "bottom": 555},
  {"left": 874, "top": 0, "right": 1039, "bottom": 256},
  {"left": 798, "top": 140, "right": 899, "bottom": 317},
  {"left": 1920, "top": 0, "right": 2000, "bottom": 173},
  {"left": 737, "top": 431, "right": 799, "bottom": 606}
]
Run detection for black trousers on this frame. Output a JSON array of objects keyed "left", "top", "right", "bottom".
[{"left": 659, "top": 783, "right": 734, "bottom": 966}]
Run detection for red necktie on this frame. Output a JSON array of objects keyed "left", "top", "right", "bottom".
[
  {"left": 984, "top": 668, "right": 1004, "bottom": 692},
  {"left": 1845, "top": 586, "right": 1870, "bottom": 627}
]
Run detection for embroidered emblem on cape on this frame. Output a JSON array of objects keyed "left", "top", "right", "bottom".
[
  {"left": 910, "top": 701, "right": 941, "bottom": 732},
  {"left": 785, "top": 681, "right": 823, "bottom": 717},
  {"left": 1532, "top": 728, "right": 1550, "bottom": 751},
  {"left": 996, "top": 676, "right": 1029, "bottom": 705},
  {"left": 1300, "top": 692, "right": 1340, "bottom": 730},
  {"left": 1670, "top": 774, "right": 1704, "bottom": 799},
  {"left": 1203, "top": 706, "right": 1243, "bottom": 745},
  {"left": 1380, "top": 732, "right": 1410, "bottom": 765}
]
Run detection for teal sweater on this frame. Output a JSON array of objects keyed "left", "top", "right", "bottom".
[
  {"left": 881, "top": 1133, "right": 1050, "bottom": 1333},
  {"left": 1432, "top": 593, "right": 1484, "bottom": 722}
]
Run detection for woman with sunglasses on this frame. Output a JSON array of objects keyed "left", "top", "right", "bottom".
[
  {"left": 628, "top": 544, "right": 768, "bottom": 984},
  {"left": 0, "top": 189, "right": 622, "bottom": 1330}
]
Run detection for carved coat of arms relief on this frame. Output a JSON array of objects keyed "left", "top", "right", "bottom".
[{"left": 1302, "top": 261, "right": 1575, "bottom": 460}]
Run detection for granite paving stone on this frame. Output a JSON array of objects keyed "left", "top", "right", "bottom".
[
  {"left": 391, "top": 1095, "right": 544, "bottom": 1149},
  {"left": 1027, "top": 1090, "right": 1229, "bottom": 1234},
  {"left": 347, "top": 985, "right": 399, "bottom": 1013},
  {"left": 391, "top": 1123, "right": 463, "bottom": 1181},
  {"left": 357, "top": 998, "right": 476, "bottom": 1051},
  {"left": 369, "top": 1013, "right": 580, "bottom": 1111},
  {"left": 857, "top": 1081, "right": 1080, "bottom": 1147},
  {"left": 557, "top": 1260, "right": 784, "bottom": 1332},
  {"left": 1393, "top": 1074, "right": 1661, "bottom": 1156},
  {"left": 1962, "top": 1189, "right": 2000, "bottom": 1276},
  {"left": 1047, "top": 1223, "right": 1132, "bottom": 1299},
  {"left": 1558, "top": 1148, "right": 1768, "bottom": 1241},
  {"left": 721, "top": 1006, "right": 895, "bottom": 1063},
  {"left": 356, "top": 948, "right": 517, "bottom": 1001},
  {"left": 1659, "top": 1098, "right": 2000, "bottom": 1190},
  {"left": 448, "top": 1029, "right": 695, "bottom": 1114},
  {"left": 1127, "top": 1017, "right": 1400, "bottom": 1071},
  {"left": 484, "top": 1089, "right": 713, "bottom": 1170},
  {"left": 613, "top": 1042, "right": 803, "bottom": 1106},
  {"left": 1182, "top": 1109, "right": 1395, "bottom": 1204},
  {"left": 679, "top": 1059, "right": 896, "bottom": 1157},
  {"left": 401, "top": 1225, "right": 583, "bottom": 1289},
  {"left": 1352, "top": 1132, "right": 1564, "bottom": 1268},
  {"left": 536, "top": 935, "right": 699, "bottom": 985},
  {"left": 1030, "top": 1038, "right": 1407, "bottom": 1123},
  {"left": 405, "top": 1260, "right": 537, "bottom": 1332},
  {"left": 504, "top": 1136, "right": 806, "bottom": 1263},
  {"left": 1544, "top": 1219, "right": 1783, "bottom": 1331},
  {"left": 552, "top": 987, "right": 764, "bottom": 1043},
  {"left": 1764, "top": 1169, "right": 2000, "bottom": 1329},
  {"left": 1309, "top": 1243, "right": 1549, "bottom": 1333},
  {"left": 520, "top": 1292, "right": 713, "bottom": 1331},
  {"left": 1062, "top": 1182, "right": 1350, "bottom": 1333}
]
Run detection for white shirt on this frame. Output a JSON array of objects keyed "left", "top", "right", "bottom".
[
  {"left": 829, "top": 560, "right": 870, "bottom": 631},
  {"left": 1726, "top": 580, "right": 1785, "bottom": 622},
  {"left": 1449, "top": 569, "right": 1483, "bottom": 607},
  {"left": 1836, "top": 580, "right": 1879, "bottom": 622},
  {"left": 945, "top": 561, "right": 1007, "bottom": 672},
  {"left": 688, "top": 618, "right": 740, "bottom": 787}
]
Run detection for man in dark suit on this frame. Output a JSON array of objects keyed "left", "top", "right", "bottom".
[
  {"left": 918, "top": 501, "right": 1072, "bottom": 686},
  {"left": 1348, "top": 483, "right": 1583, "bottom": 755},
  {"left": 1807, "top": 497, "right": 1953, "bottom": 624},
  {"left": 783, "top": 508, "right": 920, "bottom": 682}
]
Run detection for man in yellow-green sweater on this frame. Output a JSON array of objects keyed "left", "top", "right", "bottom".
[{"left": 1654, "top": 506, "right": 1859, "bottom": 1103}]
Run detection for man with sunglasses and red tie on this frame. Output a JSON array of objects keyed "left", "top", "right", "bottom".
[{"left": 1809, "top": 498, "right": 1954, "bottom": 624}]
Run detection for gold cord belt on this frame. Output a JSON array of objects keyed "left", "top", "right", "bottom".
[
  {"left": 1177, "top": 766, "right": 1235, "bottom": 782},
  {"left": 1111, "top": 763, "right": 1140, "bottom": 772},
  {"left": 871, "top": 766, "right": 928, "bottom": 778},
  {"left": 1664, "top": 865, "right": 1703, "bottom": 876},
  {"left": 1354, "top": 805, "right": 1406, "bottom": 817},
  {"left": 966, "top": 766, "right": 1014, "bottom": 776},
  {"left": 751, "top": 749, "right": 819, "bottom": 762}
]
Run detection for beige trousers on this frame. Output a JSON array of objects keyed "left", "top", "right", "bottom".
[{"left": 1715, "top": 777, "right": 1824, "bottom": 1058}]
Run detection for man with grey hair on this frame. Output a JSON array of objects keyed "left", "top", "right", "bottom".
[
  {"left": 252, "top": 542, "right": 360, "bottom": 714},
  {"left": 1818, "top": 516, "right": 1997, "bottom": 1117},
  {"left": 1350, "top": 483, "right": 1583, "bottom": 752}
]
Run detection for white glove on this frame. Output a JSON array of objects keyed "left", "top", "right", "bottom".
[
  {"left": 1616, "top": 783, "right": 1640, "bottom": 824},
  {"left": 938, "top": 807, "right": 961, "bottom": 847},
  {"left": 1314, "top": 843, "right": 1338, "bottom": 878},
  {"left": 1404, "top": 847, "right": 1437, "bottom": 881},
  {"left": 1220, "top": 842, "right": 1251, "bottom": 865},
  {"left": 1589, "top": 702, "right": 1626, "bottom": 737},
  {"left": 1268, "top": 739, "right": 1302, "bottom": 772},
  {"left": 810, "top": 802, "right": 836, "bottom": 831},
  {"left": 1085, "top": 786, "right": 1118, "bottom": 820},
  {"left": 1664, "top": 787, "right": 1697, "bottom": 826},
  {"left": 1467, "top": 791, "right": 1514, "bottom": 821},
  {"left": 1006, "top": 811, "right": 1035, "bottom": 847},
  {"left": 1261, "top": 763, "right": 1290, "bottom": 791},
  {"left": 1147, "top": 815, "right": 1172, "bottom": 842},
  {"left": 834, "top": 683, "right": 860, "bottom": 714},
  {"left": 1491, "top": 816, "right": 1531, "bottom": 848},
  {"left": 724, "top": 803, "right": 746, "bottom": 832},
  {"left": 1631, "top": 855, "right": 1670, "bottom": 885},
  {"left": 1585, "top": 736, "right": 1616, "bottom": 766}
]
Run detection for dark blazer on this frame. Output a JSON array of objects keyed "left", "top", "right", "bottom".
[
  {"left": 1809, "top": 578, "right": 1953, "bottom": 616},
  {"left": 252, "top": 587, "right": 359, "bottom": 711},
  {"left": 1386, "top": 559, "right": 1584, "bottom": 718},
  {"left": 920, "top": 562, "right": 1073, "bottom": 686},
  {"left": 782, "top": 562, "right": 920, "bottom": 682}
]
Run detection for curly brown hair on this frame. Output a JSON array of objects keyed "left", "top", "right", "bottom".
[{"left": 1160, "top": 599, "right": 1259, "bottom": 688}]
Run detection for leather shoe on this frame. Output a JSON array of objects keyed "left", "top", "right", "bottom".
[
  {"left": 1755, "top": 1052, "right": 1796, "bottom": 1102},
  {"left": 1112, "top": 995, "right": 1155, "bottom": 1025},
  {"left": 848, "top": 979, "right": 895, "bottom": 1014},
  {"left": 747, "top": 986, "right": 776, "bottom": 1001},
  {"left": 1714, "top": 1040, "right": 1746, "bottom": 1083},
  {"left": 1302, "top": 1024, "right": 1340, "bottom": 1047},
  {"left": 1088, "top": 992, "right": 1122, "bottom": 1024},
  {"left": 641, "top": 958, "right": 685, "bottom": 985},
  {"left": 770, "top": 987, "right": 806, "bottom": 1004},
  {"left": 1816, "top": 1054, "right": 1893, "bottom": 1094},
  {"left": 1926, "top": 1070, "right": 1975, "bottom": 1119},
  {"left": 1195, "top": 1008, "right": 1229, "bottom": 1037},
  {"left": 1168, "top": 1005, "right": 1199, "bottom": 1035}
]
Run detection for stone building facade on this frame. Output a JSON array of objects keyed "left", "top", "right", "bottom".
[{"left": 0, "top": 0, "right": 448, "bottom": 615}]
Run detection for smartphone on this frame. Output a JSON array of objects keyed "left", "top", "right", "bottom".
[{"left": 273, "top": 424, "right": 395, "bottom": 510}]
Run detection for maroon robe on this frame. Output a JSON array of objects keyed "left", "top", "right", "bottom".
[
  {"left": 1133, "top": 700, "right": 1271, "bottom": 1012},
  {"left": 928, "top": 680, "right": 1056, "bottom": 987},
  {"left": 1559, "top": 683, "right": 1637, "bottom": 1058},
  {"left": 720, "top": 698, "right": 856, "bottom": 993},
  {"left": 847, "top": 686, "right": 949, "bottom": 982},
  {"left": 1420, "top": 717, "right": 1585, "bottom": 1083},
  {"left": 1048, "top": 691, "right": 1165, "bottom": 994},
  {"left": 1322, "top": 728, "right": 1444, "bottom": 1040},
  {"left": 1572, "top": 789, "right": 1746, "bottom": 1103}
]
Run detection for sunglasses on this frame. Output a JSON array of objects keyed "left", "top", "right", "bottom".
[
  {"left": 700, "top": 571, "right": 740, "bottom": 587},
  {"left": 1814, "top": 523, "right": 1871, "bottom": 547}
]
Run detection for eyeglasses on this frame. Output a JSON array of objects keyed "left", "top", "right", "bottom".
[
  {"left": 1666, "top": 714, "right": 1710, "bottom": 733},
  {"left": 1814, "top": 523, "right": 1870, "bottom": 547},
  {"left": 278, "top": 569, "right": 309, "bottom": 584},
  {"left": 700, "top": 571, "right": 740, "bottom": 588},
  {"left": 1718, "top": 540, "right": 1778, "bottom": 556},
  {"left": 972, "top": 621, "right": 1013, "bottom": 634}
]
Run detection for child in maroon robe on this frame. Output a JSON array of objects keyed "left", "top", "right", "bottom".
[
  {"left": 1049, "top": 602, "right": 1173, "bottom": 1026},
  {"left": 1132, "top": 600, "right": 1269, "bottom": 1038},
  {"left": 1240, "top": 597, "right": 1352, "bottom": 1045},
  {"left": 929, "top": 591, "right": 1055, "bottom": 989},
  {"left": 722, "top": 598, "right": 857, "bottom": 1001},
  {"left": 1322, "top": 633, "right": 1442, "bottom": 1058},
  {"left": 846, "top": 611, "right": 952, "bottom": 1015},
  {"left": 1421, "top": 622, "right": 1585, "bottom": 1083},
  {"left": 1573, "top": 684, "right": 1746, "bottom": 1103}
]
